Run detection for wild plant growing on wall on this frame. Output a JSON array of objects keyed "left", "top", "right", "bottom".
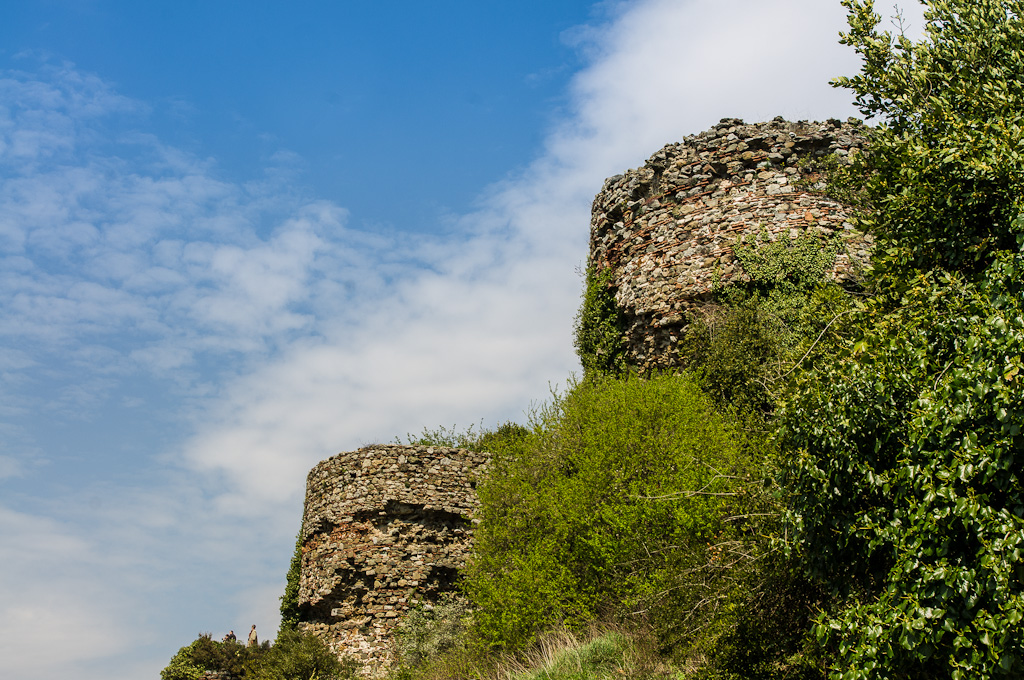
[{"left": 573, "top": 266, "right": 628, "bottom": 377}]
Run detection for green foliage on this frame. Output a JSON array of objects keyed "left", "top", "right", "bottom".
[
  {"left": 833, "top": 0, "right": 1024, "bottom": 279},
  {"left": 680, "top": 306, "right": 791, "bottom": 419},
  {"left": 161, "top": 633, "right": 253, "bottom": 680},
  {"left": 684, "top": 229, "right": 855, "bottom": 422},
  {"left": 733, "top": 230, "right": 840, "bottom": 292},
  {"left": 163, "top": 630, "right": 351, "bottom": 680},
  {"left": 400, "top": 421, "right": 529, "bottom": 454},
  {"left": 465, "top": 373, "right": 757, "bottom": 651},
  {"left": 393, "top": 592, "right": 473, "bottom": 668},
  {"left": 280, "top": 532, "right": 304, "bottom": 633},
  {"left": 477, "top": 421, "right": 531, "bottom": 455},
  {"left": 695, "top": 554, "right": 830, "bottom": 680},
  {"left": 573, "top": 266, "right": 628, "bottom": 377},
  {"left": 781, "top": 255, "right": 1024, "bottom": 679},
  {"left": 161, "top": 648, "right": 205, "bottom": 680},
  {"left": 243, "top": 629, "right": 355, "bottom": 680},
  {"left": 682, "top": 285, "right": 855, "bottom": 423},
  {"left": 401, "top": 422, "right": 488, "bottom": 449},
  {"left": 725, "top": 229, "right": 844, "bottom": 323},
  {"left": 772, "top": 4, "right": 1024, "bottom": 678}
]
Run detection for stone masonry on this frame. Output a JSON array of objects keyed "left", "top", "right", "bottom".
[
  {"left": 297, "top": 445, "right": 489, "bottom": 672},
  {"left": 590, "top": 117, "right": 872, "bottom": 370}
]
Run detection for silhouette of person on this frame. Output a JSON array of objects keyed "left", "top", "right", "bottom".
[
  {"left": 247, "top": 625, "right": 258, "bottom": 647},
  {"left": 223, "top": 630, "right": 236, "bottom": 642}
]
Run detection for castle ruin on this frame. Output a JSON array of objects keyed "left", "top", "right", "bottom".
[{"left": 296, "top": 118, "right": 871, "bottom": 672}]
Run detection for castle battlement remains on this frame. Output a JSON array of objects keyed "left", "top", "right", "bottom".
[
  {"left": 590, "top": 117, "right": 871, "bottom": 369},
  {"left": 297, "top": 445, "right": 488, "bottom": 669}
]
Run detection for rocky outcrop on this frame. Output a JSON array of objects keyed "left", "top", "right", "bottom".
[
  {"left": 589, "top": 117, "right": 871, "bottom": 370},
  {"left": 297, "top": 445, "right": 489, "bottom": 671}
]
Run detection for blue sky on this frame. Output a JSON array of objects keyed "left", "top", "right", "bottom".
[{"left": 0, "top": 1, "right": 924, "bottom": 678}]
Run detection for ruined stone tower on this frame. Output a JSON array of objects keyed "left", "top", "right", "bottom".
[
  {"left": 296, "top": 445, "right": 488, "bottom": 669},
  {"left": 589, "top": 117, "right": 871, "bottom": 370}
]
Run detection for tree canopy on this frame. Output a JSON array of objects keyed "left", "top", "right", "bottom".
[
  {"left": 835, "top": 0, "right": 1024, "bottom": 278},
  {"left": 781, "top": 2, "right": 1024, "bottom": 678}
]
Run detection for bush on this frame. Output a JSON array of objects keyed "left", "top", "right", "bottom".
[
  {"left": 680, "top": 305, "right": 791, "bottom": 419},
  {"left": 781, "top": 259, "right": 1024, "bottom": 678},
  {"left": 694, "top": 553, "right": 830, "bottom": 680},
  {"left": 465, "top": 373, "right": 762, "bottom": 651},
  {"left": 162, "top": 630, "right": 352, "bottom": 680},
  {"left": 400, "top": 421, "right": 530, "bottom": 454},
  {"left": 393, "top": 592, "right": 473, "bottom": 668},
  {"left": 161, "top": 652, "right": 204, "bottom": 680},
  {"left": 161, "top": 633, "right": 254, "bottom": 680},
  {"left": 243, "top": 629, "right": 355, "bottom": 680}
]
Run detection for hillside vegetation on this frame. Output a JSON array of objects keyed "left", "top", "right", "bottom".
[
  {"left": 393, "top": 2, "right": 1024, "bottom": 678},
  {"left": 165, "top": 1, "right": 1024, "bottom": 679}
]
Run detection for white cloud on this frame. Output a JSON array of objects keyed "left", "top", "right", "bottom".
[{"left": 0, "top": 506, "right": 132, "bottom": 676}]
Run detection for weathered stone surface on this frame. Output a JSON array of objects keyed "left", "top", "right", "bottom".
[
  {"left": 589, "top": 117, "right": 871, "bottom": 370},
  {"left": 297, "top": 445, "right": 489, "bottom": 673}
]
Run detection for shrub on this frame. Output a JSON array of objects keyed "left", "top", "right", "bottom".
[
  {"left": 162, "top": 630, "right": 351, "bottom": 680},
  {"left": 465, "top": 373, "right": 760, "bottom": 651},
  {"left": 694, "top": 553, "right": 830, "bottom": 680},
  {"left": 161, "top": 651, "right": 204, "bottom": 680},
  {"left": 680, "top": 305, "right": 790, "bottom": 419},
  {"left": 773, "top": 3, "right": 1024, "bottom": 677},
  {"left": 243, "top": 628, "right": 355, "bottom": 680},
  {"left": 781, "top": 259, "right": 1024, "bottom": 678},
  {"left": 400, "top": 421, "right": 530, "bottom": 454},
  {"left": 393, "top": 592, "right": 473, "bottom": 668},
  {"left": 161, "top": 633, "right": 252, "bottom": 680}
]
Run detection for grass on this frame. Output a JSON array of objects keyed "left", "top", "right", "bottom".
[
  {"left": 513, "top": 629, "right": 650, "bottom": 680},
  {"left": 390, "top": 625, "right": 677, "bottom": 680}
]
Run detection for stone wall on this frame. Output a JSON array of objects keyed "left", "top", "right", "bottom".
[
  {"left": 589, "top": 117, "right": 871, "bottom": 370},
  {"left": 297, "top": 445, "right": 489, "bottom": 671}
]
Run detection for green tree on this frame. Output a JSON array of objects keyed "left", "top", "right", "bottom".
[
  {"left": 834, "top": 0, "right": 1024, "bottom": 279},
  {"left": 780, "top": 4, "right": 1024, "bottom": 677},
  {"left": 243, "top": 629, "right": 353, "bottom": 680},
  {"left": 782, "top": 262, "right": 1024, "bottom": 679},
  {"left": 161, "top": 633, "right": 254, "bottom": 680}
]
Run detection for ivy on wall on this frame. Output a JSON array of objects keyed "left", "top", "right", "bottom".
[
  {"left": 721, "top": 229, "right": 846, "bottom": 331},
  {"left": 573, "top": 265, "right": 628, "bottom": 377},
  {"left": 279, "top": 531, "right": 303, "bottom": 633},
  {"left": 733, "top": 229, "right": 841, "bottom": 295}
]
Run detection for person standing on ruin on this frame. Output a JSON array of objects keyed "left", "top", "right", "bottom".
[{"left": 247, "top": 625, "right": 257, "bottom": 647}]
